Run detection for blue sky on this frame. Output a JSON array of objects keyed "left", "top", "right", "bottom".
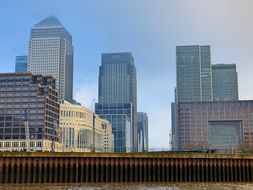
[{"left": 1, "top": 0, "right": 253, "bottom": 148}]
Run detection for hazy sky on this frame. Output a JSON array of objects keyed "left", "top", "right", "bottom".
[{"left": 1, "top": 0, "right": 253, "bottom": 148}]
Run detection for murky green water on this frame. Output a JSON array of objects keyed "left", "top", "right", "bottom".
[{"left": 0, "top": 183, "right": 253, "bottom": 190}]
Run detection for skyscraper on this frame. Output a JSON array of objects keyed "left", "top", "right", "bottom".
[
  {"left": 28, "top": 16, "right": 73, "bottom": 102},
  {"left": 171, "top": 88, "right": 178, "bottom": 150},
  {"left": 137, "top": 112, "right": 148, "bottom": 152},
  {"left": 172, "top": 46, "right": 243, "bottom": 152},
  {"left": 212, "top": 64, "right": 238, "bottom": 101},
  {"left": 173, "top": 45, "right": 212, "bottom": 150},
  {"left": 176, "top": 45, "right": 212, "bottom": 102},
  {"left": 15, "top": 56, "right": 28, "bottom": 72},
  {"left": 171, "top": 102, "right": 178, "bottom": 150},
  {"left": 95, "top": 52, "right": 137, "bottom": 152}
]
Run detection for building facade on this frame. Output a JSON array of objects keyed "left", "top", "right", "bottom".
[
  {"left": 212, "top": 64, "right": 238, "bottom": 101},
  {"left": 98, "top": 118, "right": 114, "bottom": 152},
  {"left": 15, "top": 56, "right": 28, "bottom": 72},
  {"left": 95, "top": 52, "right": 137, "bottom": 152},
  {"left": 137, "top": 112, "right": 148, "bottom": 152},
  {"left": 60, "top": 101, "right": 114, "bottom": 152},
  {"left": 176, "top": 100, "right": 253, "bottom": 152},
  {"left": 95, "top": 102, "right": 131, "bottom": 152},
  {"left": 0, "top": 73, "right": 61, "bottom": 152},
  {"left": 171, "top": 102, "right": 178, "bottom": 150},
  {"left": 176, "top": 45, "right": 212, "bottom": 102},
  {"left": 28, "top": 16, "right": 73, "bottom": 102}
]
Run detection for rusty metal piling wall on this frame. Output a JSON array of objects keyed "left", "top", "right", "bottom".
[{"left": 0, "top": 152, "right": 253, "bottom": 183}]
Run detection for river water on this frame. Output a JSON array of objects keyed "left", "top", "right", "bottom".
[{"left": 0, "top": 183, "right": 253, "bottom": 190}]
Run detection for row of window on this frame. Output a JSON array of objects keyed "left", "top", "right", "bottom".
[{"left": 0, "top": 141, "right": 43, "bottom": 148}]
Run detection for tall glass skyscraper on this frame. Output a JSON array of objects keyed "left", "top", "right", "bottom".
[
  {"left": 172, "top": 46, "right": 242, "bottom": 152},
  {"left": 28, "top": 16, "right": 73, "bottom": 102},
  {"left": 15, "top": 56, "right": 28, "bottom": 72},
  {"left": 176, "top": 45, "right": 212, "bottom": 102},
  {"left": 95, "top": 52, "right": 137, "bottom": 152},
  {"left": 173, "top": 45, "right": 212, "bottom": 150},
  {"left": 212, "top": 64, "right": 238, "bottom": 101}
]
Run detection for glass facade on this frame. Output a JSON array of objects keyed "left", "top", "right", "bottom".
[
  {"left": 208, "top": 121, "right": 242, "bottom": 150},
  {"left": 137, "top": 112, "right": 148, "bottom": 152},
  {"left": 95, "top": 102, "right": 131, "bottom": 152},
  {"left": 176, "top": 100, "right": 253, "bottom": 152},
  {"left": 0, "top": 73, "right": 60, "bottom": 151},
  {"left": 171, "top": 102, "right": 178, "bottom": 150},
  {"left": 200, "top": 46, "right": 212, "bottom": 101},
  {"left": 28, "top": 16, "right": 73, "bottom": 102},
  {"left": 15, "top": 56, "right": 28, "bottom": 73},
  {"left": 212, "top": 64, "right": 238, "bottom": 101},
  {"left": 96, "top": 52, "right": 137, "bottom": 152},
  {"left": 176, "top": 45, "right": 212, "bottom": 102}
]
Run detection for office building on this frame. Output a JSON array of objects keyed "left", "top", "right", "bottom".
[
  {"left": 28, "top": 16, "right": 73, "bottom": 102},
  {"left": 60, "top": 101, "right": 114, "bottom": 152},
  {"left": 99, "top": 119, "right": 114, "bottom": 152},
  {"left": 0, "top": 73, "right": 61, "bottom": 152},
  {"left": 171, "top": 102, "right": 178, "bottom": 150},
  {"left": 176, "top": 45, "right": 212, "bottom": 102},
  {"left": 171, "top": 87, "right": 179, "bottom": 150},
  {"left": 173, "top": 45, "right": 212, "bottom": 150},
  {"left": 137, "top": 112, "right": 148, "bottom": 152},
  {"left": 15, "top": 56, "right": 28, "bottom": 72},
  {"left": 212, "top": 64, "right": 238, "bottom": 101},
  {"left": 176, "top": 100, "right": 253, "bottom": 152},
  {"left": 95, "top": 52, "right": 137, "bottom": 152},
  {"left": 95, "top": 102, "right": 131, "bottom": 152}
]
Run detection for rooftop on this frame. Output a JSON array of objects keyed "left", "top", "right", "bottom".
[{"left": 34, "top": 16, "right": 63, "bottom": 28}]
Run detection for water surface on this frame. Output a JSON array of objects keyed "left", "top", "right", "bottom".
[{"left": 1, "top": 183, "right": 253, "bottom": 190}]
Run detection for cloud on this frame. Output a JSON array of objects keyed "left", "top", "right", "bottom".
[
  {"left": 74, "top": 83, "right": 97, "bottom": 111},
  {"left": 147, "top": 108, "right": 171, "bottom": 149},
  {"left": 1, "top": 0, "right": 253, "bottom": 149}
]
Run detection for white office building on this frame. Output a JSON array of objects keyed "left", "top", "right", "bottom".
[{"left": 28, "top": 16, "right": 73, "bottom": 102}]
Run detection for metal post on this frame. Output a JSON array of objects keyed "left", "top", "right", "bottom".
[
  {"left": 92, "top": 113, "right": 96, "bottom": 152},
  {"left": 24, "top": 110, "right": 30, "bottom": 152},
  {"left": 50, "top": 113, "right": 56, "bottom": 152}
]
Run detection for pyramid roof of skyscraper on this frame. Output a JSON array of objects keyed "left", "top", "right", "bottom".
[{"left": 34, "top": 16, "right": 63, "bottom": 28}]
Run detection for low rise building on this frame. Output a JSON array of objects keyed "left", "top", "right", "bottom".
[
  {"left": 95, "top": 102, "right": 132, "bottom": 152},
  {"left": 175, "top": 100, "right": 253, "bottom": 153},
  {"left": 60, "top": 101, "right": 113, "bottom": 152}
]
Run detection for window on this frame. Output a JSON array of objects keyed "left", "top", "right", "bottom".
[
  {"left": 4, "top": 142, "right": 11, "bottom": 147},
  {"left": 20, "top": 142, "right": 26, "bottom": 147},
  {"left": 37, "top": 141, "right": 42, "bottom": 147},
  {"left": 13, "top": 142, "right": 19, "bottom": 147}
]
